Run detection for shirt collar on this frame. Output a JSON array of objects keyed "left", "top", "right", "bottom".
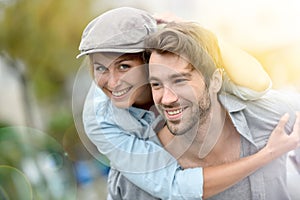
[
  {"left": 128, "top": 106, "right": 151, "bottom": 119},
  {"left": 219, "top": 92, "right": 257, "bottom": 147},
  {"left": 219, "top": 92, "right": 247, "bottom": 113}
]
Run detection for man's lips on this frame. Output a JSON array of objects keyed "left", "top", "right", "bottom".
[{"left": 164, "top": 107, "right": 183, "bottom": 120}]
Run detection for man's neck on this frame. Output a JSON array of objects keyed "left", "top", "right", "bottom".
[{"left": 197, "top": 113, "right": 241, "bottom": 167}]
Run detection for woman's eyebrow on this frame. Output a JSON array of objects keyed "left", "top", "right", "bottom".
[
  {"left": 93, "top": 57, "right": 131, "bottom": 66},
  {"left": 148, "top": 76, "right": 159, "bottom": 82},
  {"left": 93, "top": 61, "right": 104, "bottom": 66},
  {"left": 114, "top": 58, "right": 130, "bottom": 65},
  {"left": 115, "top": 56, "right": 137, "bottom": 65}
]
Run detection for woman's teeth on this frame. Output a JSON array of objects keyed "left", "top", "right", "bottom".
[{"left": 112, "top": 88, "right": 130, "bottom": 97}]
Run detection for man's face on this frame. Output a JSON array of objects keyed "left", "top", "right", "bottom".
[{"left": 149, "top": 52, "right": 211, "bottom": 135}]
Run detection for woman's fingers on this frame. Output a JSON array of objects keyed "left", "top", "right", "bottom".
[
  {"left": 291, "top": 112, "right": 300, "bottom": 147},
  {"left": 275, "top": 113, "right": 289, "bottom": 135}
]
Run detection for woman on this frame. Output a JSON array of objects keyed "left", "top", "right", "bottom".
[{"left": 77, "top": 7, "right": 299, "bottom": 199}]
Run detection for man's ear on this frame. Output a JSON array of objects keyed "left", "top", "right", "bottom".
[{"left": 210, "top": 68, "right": 223, "bottom": 92}]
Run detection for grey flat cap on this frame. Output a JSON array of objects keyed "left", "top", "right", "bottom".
[{"left": 77, "top": 7, "right": 157, "bottom": 58}]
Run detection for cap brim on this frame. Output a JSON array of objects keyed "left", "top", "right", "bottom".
[{"left": 76, "top": 48, "right": 144, "bottom": 58}]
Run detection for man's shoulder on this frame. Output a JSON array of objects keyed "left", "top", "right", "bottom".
[
  {"left": 220, "top": 90, "right": 299, "bottom": 147},
  {"left": 220, "top": 90, "right": 299, "bottom": 116},
  {"left": 248, "top": 90, "right": 300, "bottom": 115},
  {"left": 229, "top": 90, "right": 299, "bottom": 136}
]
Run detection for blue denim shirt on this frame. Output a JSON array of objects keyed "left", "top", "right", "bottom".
[{"left": 83, "top": 83, "right": 203, "bottom": 200}]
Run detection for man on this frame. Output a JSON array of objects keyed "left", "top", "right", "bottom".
[{"left": 145, "top": 22, "right": 300, "bottom": 199}]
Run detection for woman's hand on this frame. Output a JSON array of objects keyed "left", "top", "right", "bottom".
[
  {"left": 263, "top": 112, "right": 300, "bottom": 160},
  {"left": 153, "top": 13, "right": 183, "bottom": 24}
]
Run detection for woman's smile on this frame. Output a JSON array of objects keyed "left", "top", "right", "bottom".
[{"left": 111, "top": 86, "right": 132, "bottom": 98}]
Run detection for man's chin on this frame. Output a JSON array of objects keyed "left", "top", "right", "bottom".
[{"left": 167, "top": 123, "right": 185, "bottom": 136}]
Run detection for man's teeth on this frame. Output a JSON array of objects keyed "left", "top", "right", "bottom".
[
  {"left": 112, "top": 88, "right": 130, "bottom": 97},
  {"left": 167, "top": 109, "right": 182, "bottom": 115}
]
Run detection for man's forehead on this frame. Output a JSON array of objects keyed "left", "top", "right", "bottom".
[
  {"left": 149, "top": 63, "right": 196, "bottom": 83},
  {"left": 150, "top": 52, "right": 192, "bottom": 69},
  {"left": 153, "top": 55, "right": 194, "bottom": 69}
]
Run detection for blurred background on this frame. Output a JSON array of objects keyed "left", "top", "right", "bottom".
[{"left": 0, "top": 0, "right": 299, "bottom": 199}]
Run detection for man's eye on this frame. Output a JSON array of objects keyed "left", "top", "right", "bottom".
[
  {"left": 95, "top": 65, "right": 107, "bottom": 73},
  {"left": 119, "top": 64, "right": 130, "bottom": 70}
]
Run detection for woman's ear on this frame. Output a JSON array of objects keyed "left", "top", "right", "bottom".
[{"left": 210, "top": 68, "right": 223, "bottom": 93}]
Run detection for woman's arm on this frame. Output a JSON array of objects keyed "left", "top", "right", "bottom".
[{"left": 219, "top": 39, "right": 271, "bottom": 93}]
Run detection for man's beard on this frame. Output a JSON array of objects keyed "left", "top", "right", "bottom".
[{"left": 167, "top": 91, "right": 211, "bottom": 136}]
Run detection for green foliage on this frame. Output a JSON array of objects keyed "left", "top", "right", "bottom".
[
  {"left": 0, "top": 0, "right": 94, "bottom": 100},
  {"left": 47, "top": 108, "right": 74, "bottom": 141},
  {"left": 0, "top": 0, "right": 109, "bottom": 154}
]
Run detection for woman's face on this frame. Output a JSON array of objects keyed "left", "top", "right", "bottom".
[{"left": 90, "top": 52, "right": 152, "bottom": 108}]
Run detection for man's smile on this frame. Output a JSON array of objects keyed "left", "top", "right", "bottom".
[{"left": 163, "top": 107, "right": 185, "bottom": 121}]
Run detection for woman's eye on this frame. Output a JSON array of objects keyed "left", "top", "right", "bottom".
[
  {"left": 119, "top": 64, "right": 130, "bottom": 70},
  {"left": 150, "top": 82, "right": 161, "bottom": 89},
  {"left": 95, "top": 65, "right": 107, "bottom": 73},
  {"left": 174, "top": 79, "right": 187, "bottom": 84}
]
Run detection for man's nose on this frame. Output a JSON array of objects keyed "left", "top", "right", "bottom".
[{"left": 161, "top": 87, "right": 178, "bottom": 105}]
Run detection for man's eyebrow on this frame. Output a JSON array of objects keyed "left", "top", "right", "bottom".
[
  {"left": 148, "top": 72, "right": 191, "bottom": 82},
  {"left": 169, "top": 72, "right": 191, "bottom": 79}
]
